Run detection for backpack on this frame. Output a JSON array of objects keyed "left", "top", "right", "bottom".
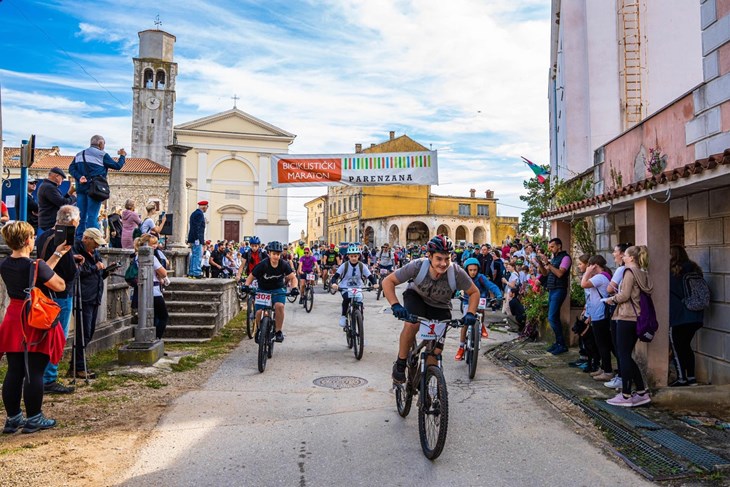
[
  {"left": 413, "top": 258, "right": 457, "bottom": 292},
  {"left": 626, "top": 269, "right": 658, "bottom": 342},
  {"left": 124, "top": 255, "right": 139, "bottom": 287},
  {"left": 342, "top": 260, "right": 365, "bottom": 280},
  {"left": 132, "top": 225, "right": 143, "bottom": 239},
  {"left": 682, "top": 271, "right": 710, "bottom": 311}
]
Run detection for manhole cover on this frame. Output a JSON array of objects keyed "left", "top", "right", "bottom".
[
  {"left": 313, "top": 376, "right": 368, "bottom": 389},
  {"left": 522, "top": 349, "right": 548, "bottom": 356}
]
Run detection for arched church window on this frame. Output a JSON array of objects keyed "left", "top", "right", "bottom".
[
  {"left": 143, "top": 69, "right": 154, "bottom": 88},
  {"left": 156, "top": 70, "right": 166, "bottom": 89}
]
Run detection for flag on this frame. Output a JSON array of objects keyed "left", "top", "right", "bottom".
[{"left": 521, "top": 156, "right": 549, "bottom": 184}]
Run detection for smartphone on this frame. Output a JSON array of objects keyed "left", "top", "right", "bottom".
[{"left": 53, "top": 225, "right": 75, "bottom": 246}]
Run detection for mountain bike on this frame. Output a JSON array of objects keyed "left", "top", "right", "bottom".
[
  {"left": 243, "top": 288, "right": 294, "bottom": 373},
  {"left": 341, "top": 286, "right": 374, "bottom": 360},
  {"left": 464, "top": 298, "right": 499, "bottom": 379},
  {"left": 301, "top": 272, "right": 316, "bottom": 313},
  {"left": 394, "top": 314, "right": 464, "bottom": 460},
  {"left": 238, "top": 279, "right": 258, "bottom": 339}
]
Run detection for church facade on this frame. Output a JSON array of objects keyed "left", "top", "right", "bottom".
[{"left": 175, "top": 109, "right": 295, "bottom": 244}]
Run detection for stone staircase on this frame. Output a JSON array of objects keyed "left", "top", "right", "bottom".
[{"left": 162, "top": 277, "right": 239, "bottom": 342}]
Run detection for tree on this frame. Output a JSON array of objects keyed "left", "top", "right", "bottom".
[{"left": 519, "top": 169, "right": 551, "bottom": 237}]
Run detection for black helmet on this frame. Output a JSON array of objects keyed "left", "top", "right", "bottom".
[
  {"left": 427, "top": 234, "right": 453, "bottom": 254},
  {"left": 267, "top": 241, "right": 283, "bottom": 252}
]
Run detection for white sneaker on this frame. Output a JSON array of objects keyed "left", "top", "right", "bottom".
[
  {"left": 339, "top": 316, "right": 346, "bottom": 328},
  {"left": 603, "top": 376, "right": 622, "bottom": 389}
]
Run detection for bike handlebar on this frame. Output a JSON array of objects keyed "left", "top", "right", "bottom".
[{"left": 394, "top": 313, "right": 465, "bottom": 327}]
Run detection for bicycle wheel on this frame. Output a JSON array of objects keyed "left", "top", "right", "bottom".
[
  {"left": 246, "top": 297, "right": 256, "bottom": 339},
  {"left": 418, "top": 365, "right": 449, "bottom": 460},
  {"left": 468, "top": 321, "right": 480, "bottom": 380},
  {"left": 345, "top": 313, "right": 353, "bottom": 349},
  {"left": 304, "top": 287, "right": 314, "bottom": 313},
  {"left": 352, "top": 308, "right": 364, "bottom": 360},
  {"left": 287, "top": 290, "right": 297, "bottom": 303},
  {"left": 395, "top": 359, "right": 414, "bottom": 417},
  {"left": 323, "top": 274, "right": 329, "bottom": 291},
  {"left": 267, "top": 320, "right": 275, "bottom": 359},
  {"left": 258, "top": 316, "right": 270, "bottom": 372}
]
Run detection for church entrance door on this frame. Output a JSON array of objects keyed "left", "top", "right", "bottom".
[{"left": 224, "top": 221, "right": 240, "bottom": 242}]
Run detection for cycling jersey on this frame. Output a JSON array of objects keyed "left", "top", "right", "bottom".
[
  {"left": 251, "top": 258, "right": 294, "bottom": 290},
  {"left": 299, "top": 254, "right": 317, "bottom": 273},
  {"left": 323, "top": 250, "right": 339, "bottom": 266},
  {"left": 244, "top": 249, "right": 266, "bottom": 274},
  {"left": 393, "top": 258, "right": 472, "bottom": 309}
]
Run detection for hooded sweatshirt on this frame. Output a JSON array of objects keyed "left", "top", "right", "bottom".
[
  {"left": 121, "top": 209, "right": 142, "bottom": 249},
  {"left": 609, "top": 262, "right": 654, "bottom": 322}
]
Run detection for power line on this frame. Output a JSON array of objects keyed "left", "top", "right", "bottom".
[{"left": 7, "top": 1, "right": 128, "bottom": 108}]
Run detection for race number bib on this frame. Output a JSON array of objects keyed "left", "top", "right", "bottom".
[
  {"left": 306, "top": 273, "right": 316, "bottom": 281},
  {"left": 347, "top": 288, "right": 363, "bottom": 299},
  {"left": 418, "top": 321, "right": 447, "bottom": 341},
  {"left": 255, "top": 292, "right": 272, "bottom": 307},
  {"left": 478, "top": 298, "right": 487, "bottom": 310}
]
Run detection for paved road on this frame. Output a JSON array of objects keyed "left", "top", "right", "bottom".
[{"left": 120, "top": 284, "right": 649, "bottom": 486}]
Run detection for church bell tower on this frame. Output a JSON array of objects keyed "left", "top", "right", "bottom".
[{"left": 132, "top": 29, "right": 177, "bottom": 167}]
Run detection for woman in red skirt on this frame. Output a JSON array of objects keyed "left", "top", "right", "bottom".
[{"left": 1, "top": 221, "right": 70, "bottom": 434}]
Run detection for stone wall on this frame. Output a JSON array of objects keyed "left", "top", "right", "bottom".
[{"left": 105, "top": 173, "right": 170, "bottom": 215}]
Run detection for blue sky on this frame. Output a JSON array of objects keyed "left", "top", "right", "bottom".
[{"left": 1, "top": 0, "right": 551, "bottom": 239}]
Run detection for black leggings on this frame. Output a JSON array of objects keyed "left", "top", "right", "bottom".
[
  {"left": 154, "top": 295, "right": 169, "bottom": 339},
  {"left": 592, "top": 318, "right": 613, "bottom": 373},
  {"left": 610, "top": 320, "right": 621, "bottom": 375},
  {"left": 2, "top": 352, "right": 49, "bottom": 418},
  {"left": 669, "top": 323, "right": 702, "bottom": 381},
  {"left": 615, "top": 320, "right": 645, "bottom": 395}
]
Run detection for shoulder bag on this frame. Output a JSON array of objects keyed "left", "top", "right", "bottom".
[{"left": 81, "top": 151, "right": 111, "bottom": 202}]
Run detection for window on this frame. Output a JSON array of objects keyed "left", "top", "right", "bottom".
[
  {"left": 458, "top": 204, "right": 471, "bottom": 216},
  {"left": 339, "top": 200, "right": 342, "bottom": 214},
  {"left": 477, "top": 205, "right": 489, "bottom": 216},
  {"left": 225, "top": 189, "right": 240, "bottom": 200}
]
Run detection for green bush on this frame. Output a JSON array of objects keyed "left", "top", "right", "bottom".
[
  {"left": 522, "top": 285, "right": 549, "bottom": 326},
  {"left": 570, "top": 279, "right": 586, "bottom": 308}
]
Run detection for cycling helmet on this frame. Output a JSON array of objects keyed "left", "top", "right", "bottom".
[
  {"left": 330, "top": 243, "right": 335, "bottom": 249},
  {"left": 463, "top": 257, "right": 480, "bottom": 269},
  {"left": 427, "top": 235, "right": 453, "bottom": 254},
  {"left": 267, "top": 241, "right": 283, "bottom": 252},
  {"left": 249, "top": 236, "right": 261, "bottom": 245},
  {"left": 346, "top": 244, "right": 360, "bottom": 255}
]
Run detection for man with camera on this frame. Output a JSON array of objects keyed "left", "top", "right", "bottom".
[{"left": 36, "top": 205, "right": 82, "bottom": 394}]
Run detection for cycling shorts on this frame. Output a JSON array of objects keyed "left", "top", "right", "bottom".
[
  {"left": 254, "top": 288, "right": 287, "bottom": 312},
  {"left": 402, "top": 288, "right": 451, "bottom": 322},
  {"left": 299, "top": 272, "right": 315, "bottom": 281}
]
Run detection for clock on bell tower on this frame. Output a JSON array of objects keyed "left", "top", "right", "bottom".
[{"left": 131, "top": 29, "right": 177, "bottom": 168}]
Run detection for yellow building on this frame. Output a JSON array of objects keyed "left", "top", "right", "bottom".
[
  {"left": 325, "top": 132, "right": 518, "bottom": 246},
  {"left": 175, "top": 108, "right": 295, "bottom": 243},
  {"left": 304, "top": 195, "right": 327, "bottom": 247}
]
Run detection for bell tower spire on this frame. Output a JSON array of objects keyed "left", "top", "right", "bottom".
[{"left": 131, "top": 28, "right": 177, "bottom": 167}]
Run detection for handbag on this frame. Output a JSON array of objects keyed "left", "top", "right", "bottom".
[
  {"left": 22, "top": 260, "right": 61, "bottom": 330},
  {"left": 81, "top": 150, "right": 111, "bottom": 202}
]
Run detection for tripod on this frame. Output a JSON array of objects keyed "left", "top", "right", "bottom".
[{"left": 70, "top": 275, "right": 90, "bottom": 385}]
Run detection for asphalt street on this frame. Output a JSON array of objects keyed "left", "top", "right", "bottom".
[{"left": 120, "top": 283, "right": 650, "bottom": 486}]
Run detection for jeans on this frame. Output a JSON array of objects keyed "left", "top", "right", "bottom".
[
  {"left": 189, "top": 243, "right": 202, "bottom": 276},
  {"left": 615, "top": 320, "right": 646, "bottom": 395},
  {"left": 547, "top": 288, "right": 568, "bottom": 347},
  {"left": 75, "top": 192, "right": 102, "bottom": 240},
  {"left": 43, "top": 296, "right": 73, "bottom": 384},
  {"left": 72, "top": 302, "right": 99, "bottom": 370}
]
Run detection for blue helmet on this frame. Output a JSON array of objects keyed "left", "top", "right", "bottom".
[
  {"left": 267, "top": 241, "right": 283, "bottom": 252},
  {"left": 463, "top": 257, "right": 480, "bottom": 269},
  {"left": 347, "top": 244, "right": 360, "bottom": 255},
  {"left": 249, "top": 236, "right": 261, "bottom": 245}
]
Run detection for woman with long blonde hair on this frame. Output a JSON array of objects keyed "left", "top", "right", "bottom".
[{"left": 603, "top": 245, "right": 653, "bottom": 407}]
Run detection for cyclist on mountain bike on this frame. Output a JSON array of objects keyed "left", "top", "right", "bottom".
[
  {"left": 236, "top": 236, "right": 267, "bottom": 281},
  {"left": 242, "top": 241, "right": 297, "bottom": 343},
  {"left": 382, "top": 235, "right": 480, "bottom": 383},
  {"left": 375, "top": 243, "right": 395, "bottom": 273},
  {"left": 297, "top": 247, "right": 320, "bottom": 304},
  {"left": 455, "top": 257, "right": 503, "bottom": 360},
  {"left": 320, "top": 243, "right": 340, "bottom": 281},
  {"left": 331, "top": 244, "right": 378, "bottom": 328}
]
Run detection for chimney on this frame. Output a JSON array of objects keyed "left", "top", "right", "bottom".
[
  {"left": 469, "top": 189, "right": 476, "bottom": 198},
  {"left": 389, "top": 131, "right": 395, "bottom": 140},
  {"left": 485, "top": 189, "right": 494, "bottom": 199},
  {"left": 355, "top": 143, "right": 362, "bottom": 153}
]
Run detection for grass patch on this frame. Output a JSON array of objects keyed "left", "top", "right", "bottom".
[
  {"left": 0, "top": 444, "right": 36, "bottom": 456},
  {"left": 144, "top": 379, "right": 167, "bottom": 389},
  {"left": 170, "top": 354, "right": 205, "bottom": 372}
]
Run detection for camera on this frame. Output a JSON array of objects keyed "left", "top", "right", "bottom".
[{"left": 53, "top": 225, "right": 75, "bottom": 246}]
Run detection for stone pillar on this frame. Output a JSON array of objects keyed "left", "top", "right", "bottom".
[
  {"left": 634, "top": 198, "right": 670, "bottom": 387},
  {"left": 166, "top": 143, "right": 193, "bottom": 276},
  {"left": 550, "top": 220, "right": 573, "bottom": 344},
  {"left": 118, "top": 245, "right": 164, "bottom": 365}
]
